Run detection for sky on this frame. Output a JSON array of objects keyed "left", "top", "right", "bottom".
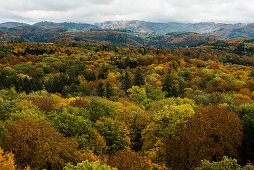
[{"left": 0, "top": 0, "right": 254, "bottom": 24}]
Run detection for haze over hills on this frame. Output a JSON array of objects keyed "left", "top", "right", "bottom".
[
  {"left": 0, "top": 22, "right": 29, "bottom": 28},
  {"left": 0, "top": 20, "right": 254, "bottom": 47},
  {"left": 0, "top": 20, "right": 253, "bottom": 39},
  {"left": 95, "top": 20, "right": 248, "bottom": 39},
  {"left": 32, "top": 21, "right": 100, "bottom": 31},
  {"left": 0, "top": 25, "right": 217, "bottom": 48}
]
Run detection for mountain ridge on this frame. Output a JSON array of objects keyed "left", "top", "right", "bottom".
[{"left": 0, "top": 20, "right": 254, "bottom": 40}]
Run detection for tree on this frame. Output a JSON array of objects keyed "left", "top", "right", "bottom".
[
  {"left": 235, "top": 103, "right": 254, "bottom": 163},
  {"left": 47, "top": 106, "right": 94, "bottom": 149},
  {"left": 105, "top": 81, "right": 113, "bottom": 98},
  {"left": 95, "top": 117, "right": 130, "bottom": 154},
  {"left": 134, "top": 68, "right": 145, "bottom": 86},
  {"left": 32, "top": 95, "right": 58, "bottom": 113},
  {"left": 23, "top": 77, "right": 31, "bottom": 94},
  {"left": 127, "top": 86, "right": 147, "bottom": 104},
  {"left": 162, "top": 73, "right": 186, "bottom": 97},
  {"left": 2, "top": 119, "right": 78, "bottom": 169},
  {"left": 87, "top": 99, "right": 116, "bottom": 122},
  {"left": 234, "top": 43, "right": 245, "bottom": 55},
  {"left": 121, "top": 71, "right": 132, "bottom": 92},
  {"left": 0, "top": 123, "right": 7, "bottom": 142},
  {"left": 64, "top": 160, "right": 117, "bottom": 170},
  {"left": 196, "top": 156, "right": 253, "bottom": 170},
  {"left": 165, "top": 105, "right": 243, "bottom": 170},
  {"left": 0, "top": 147, "right": 16, "bottom": 170},
  {"left": 96, "top": 82, "right": 105, "bottom": 97},
  {"left": 248, "top": 70, "right": 254, "bottom": 79},
  {"left": 107, "top": 148, "right": 153, "bottom": 170}
]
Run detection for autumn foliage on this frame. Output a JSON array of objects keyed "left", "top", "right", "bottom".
[
  {"left": 0, "top": 41, "right": 253, "bottom": 169},
  {"left": 165, "top": 105, "right": 243, "bottom": 170},
  {"left": 2, "top": 119, "right": 78, "bottom": 169},
  {"left": 0, "top": 147, "right": 16, "bottom": 170}
]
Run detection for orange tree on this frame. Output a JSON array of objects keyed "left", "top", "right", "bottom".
[
  {"left": 2, "top": 118, "right": 78, "bottom": 169},
  {"left": 164, "top": 105, "right": 243, "bottom": 170},
  {"left": 107, "top": 148, "right": 153, "bottom": 170}
]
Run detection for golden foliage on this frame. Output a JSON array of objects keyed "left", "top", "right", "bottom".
[
  {"left": 107, "top": 148, "right": 153, "bottom": 170},
  {"left": 2, "top": 119, "right": 78, "bottom": 169},
  {"left": 31, "top": 95, "right": 59, "bottom": 113},
  {"left": 69, "top": 97, "right": 90, "bottom": 107},
  {"left": 0, "top": 147, "right": 16, "bottom": 170}
]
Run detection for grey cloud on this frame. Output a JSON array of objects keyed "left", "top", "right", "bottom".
[{"left": 0, "top": 0, "right": 253, "bottom": 24}]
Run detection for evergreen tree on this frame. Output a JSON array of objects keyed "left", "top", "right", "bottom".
[
  {"left": 121, "top": 71, "right": 132, "bottom": 92},
  {"left": 162, "top": 73, "right": 187, "bottom": 97},
  {"left": 134, "top": 68, "right": 145, "bottom": 86},
  {"left": 105, "top": 81, "right": 113, "bottom": 98},
  {"left": 96, "top": 82, "right": 105, "bottom": 97},
  {"left": 23, "top": 77, "right": 31, "bottom": 94},
  {"left": 162, "top": 73, "right": 177, "bottom": 97}
]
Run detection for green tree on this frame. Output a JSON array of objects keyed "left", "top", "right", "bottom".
[
  {"left": 196, "top": 156, "right": 254, "bottom": 170},
  {"left": 105, "top": 81, "right": 113, "bottom": 98},
  {"left": 235, "top": 103, "right": 254, "bottom": 163},
  {"left": 96, "top": 82, "right": 105, "bottom": 97},
  {"left": 95, "top": 117, "right": 130, "bottom": 154},
  {"left": 47, "top": 106, "right": 94, "bottom": 149},
  {"left": 121, "top": 71, "right": 132, "bottom": 92},
  {"left": 134, "top": 68, "right": 145, "bottom": 86},
  {"left": 248, "top": 70, "right": 254, "bottom": 79},
  {"left": 162, "top": 73, "right": 187, "bottom": 97},
  {"left": 87, "top": 99, "right": 116, "bottom": 122},
  {"left": 127, "top": 86, "right": 147, "bottom": 104}
]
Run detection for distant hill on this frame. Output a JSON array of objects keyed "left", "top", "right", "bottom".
[
  {"left": 1, "top": 20, "right": 254, "bottom": 39},
  {"left": 0, "top": 22, "right": 29, "bottom": 28},
  {"left": 2, "top": 26, "right": 68, "bottom": 42},
  {"left": 0, "top": 26, "right": 217, "bottom": 48},
  {"left": 96, "top": 20, "right": 250, "bottom": 39},
  {"left": 33, "top": 21, "right": 100, "bottom": 31},
  {"left": 210, "top": 23, "right": 254, "bottom": 39},
  {"left": 95, "top": 20, "right": 188, "bottom": 33},
  {"left": 146, "top": 32, "right": 217, "bottom": 48}
]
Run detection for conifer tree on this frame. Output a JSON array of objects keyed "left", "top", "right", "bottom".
[
  {"left": 134, "top": 68, "right": 145, "bottom": 86},
  {"left": 121, "top": 71, "right": 132, "bottom": 92},
  {"left": 105, "top": 81, "right": 113, "bottom": 98},
  {"left": 162, "top": 73, "right": 178, "bottom": 97},
  {"left": 96, "top": 82, "right": 105, "bottom": 97}
]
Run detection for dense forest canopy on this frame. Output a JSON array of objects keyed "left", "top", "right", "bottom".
[{"left": 0, "top": 40, "right": 253, "bottom": 169}]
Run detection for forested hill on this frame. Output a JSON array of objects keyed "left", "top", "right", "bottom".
[
  {"left": 32, "top": 21, "right": 100, "bottom": 31},
  {"left": 0, "top": 26, "right": 217, "bottom": 48},
  {"left": 97, "top": 20, "right": 254, "bottom": 39},
  {"left": 0, "top": 40, "right": 253, "bottom": 169},
  {"left": 1, "top": 20, "right": 254, "bottom": 39}
]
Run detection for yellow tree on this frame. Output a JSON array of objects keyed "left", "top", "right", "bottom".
[
  {"left": 0, "top": 147, "right": 16, "bottom": 170},
  {"left": 2, "top": 119, "right": 78, "bottom": 169}
]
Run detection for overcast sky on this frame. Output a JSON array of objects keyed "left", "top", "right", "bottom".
[{"left": 0, "top": 0, "right": 253, "bottom": 24}]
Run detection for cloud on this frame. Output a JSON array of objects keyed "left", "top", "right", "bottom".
[{"left": 0, "top": 0, "right": 253, "bottom": 24}]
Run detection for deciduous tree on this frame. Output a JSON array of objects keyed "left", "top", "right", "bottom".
[
  {"left": 3, "top": 119, "right": 78, "bottom": 169},
  {"left": 165, "top": 105, "right": 243, "bottom": 170}
]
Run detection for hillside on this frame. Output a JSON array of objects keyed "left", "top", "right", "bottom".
[
  {"left": 1, "top": 21, "right": 254, "bottom": 39},
  {"left": 33, "top": 21, "right": 100, "bottom": 31},
  {"left": 2, "top": 26, "right": 68, "bottom": 42},
  {"left": 0, "top": 26, "right": 217, "bottom": 48},
  {"left": 0, "top": 41, "right": 253, "bottom": 169},
  {"left": 96, "top": 20, "right": 246, "bottom": 38},
  {"left": 0, "top": 22, "right": 29, "bottom": 28}
]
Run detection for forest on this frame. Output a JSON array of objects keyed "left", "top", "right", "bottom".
[{"left": 0, "top": 40, "right": 254, "bottom": 169}]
